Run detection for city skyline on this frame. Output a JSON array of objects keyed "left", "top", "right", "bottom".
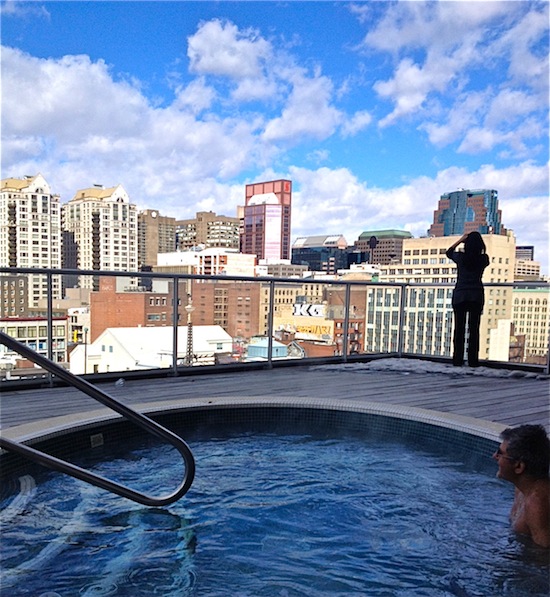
[{"left": 1, "top": 1, "right": 548, "bottom": 271}]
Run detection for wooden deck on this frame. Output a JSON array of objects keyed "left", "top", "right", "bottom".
[{"left": 1, "top": 361, "right": 548, "bottom": 434}]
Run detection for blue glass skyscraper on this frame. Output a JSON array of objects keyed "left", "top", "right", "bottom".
[{"left": 428, "top": 189, "right": 507, "bottom": 237}]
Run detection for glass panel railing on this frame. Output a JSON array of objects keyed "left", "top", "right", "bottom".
[
  {"left": 364, "top": 283, "right": 404, "bottom": 355},
  {"left": 1, "top": 267, "right": 548, "bottom": 383},
  {"left": 400, "top": 284, "right": 454, "bottom": 359},
  {"left": 493, "top": 283, "right": 549, "bottom": 367}
]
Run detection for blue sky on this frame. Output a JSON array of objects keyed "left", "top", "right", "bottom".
[{"left": 1, "top": 1, "right": 549, "bottom": 271}]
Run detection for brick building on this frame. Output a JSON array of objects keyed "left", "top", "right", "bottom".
[{"left": 89, "top": 277, "right": 178, "bottom": 342}]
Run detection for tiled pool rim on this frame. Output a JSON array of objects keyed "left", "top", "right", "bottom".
[{"left": 0, "top": 397, "right": 506, "bottom": 479}]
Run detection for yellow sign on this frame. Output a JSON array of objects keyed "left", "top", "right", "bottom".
[{"left": 296, "top": 324, "right": 331, "bottom": 336}]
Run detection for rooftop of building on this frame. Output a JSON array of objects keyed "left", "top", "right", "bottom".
[
  {"left": 70, "top": 184, "right": 127, "bottom": 201},
  {"left": 441, "top": 188, "right": 497, "bottom": 196},
  {"left": 358, "top": 230, "right": 413, "bottom": 240},
  {"left": 293, "top": 235, "right": 348, "bottom": 248},
  {"left": 1, "top": 177, "right": 31, "bottom": 191}
]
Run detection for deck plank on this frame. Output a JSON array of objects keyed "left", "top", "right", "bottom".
[{"left": 1, "top": 365, "right": 548, "bottom": 433}]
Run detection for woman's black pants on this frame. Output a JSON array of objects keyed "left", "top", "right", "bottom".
[{"left": 452, "top": 301, "right": 483, "bottom": 367}]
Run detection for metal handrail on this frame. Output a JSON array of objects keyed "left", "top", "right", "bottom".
[{"left": 0, "top": 331, "right": 195, "bottom": 506}]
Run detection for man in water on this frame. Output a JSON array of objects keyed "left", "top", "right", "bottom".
[{"left": 493, "top": 424, "right": 550, "bottom": 548}]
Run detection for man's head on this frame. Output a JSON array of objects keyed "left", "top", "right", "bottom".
[{"left": 497, "top": 424, "right": 550, "bottom": 479}]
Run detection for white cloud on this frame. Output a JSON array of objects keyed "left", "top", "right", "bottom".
[
  {"left": 375, "top": 55, "right": 457, "bottom": 127},
  {"left": 341, "top": 110, "right": 372, "bottom": 138},
  {"left": 173, "top": 77, "right": 217, "bottom": 114},
  {"left": 231, "top": 76, "right": 279, "bottom": 104},
  {"left": 186, "top": 18, "right": 343, "bottom": 144},
  {"left": 421, "top": 91, "right": 489, "bottom": 147},
  {"left": 0, "top": 0, "right": 50, "bottom": 19},
  {"left": 361, "top": 1, "right": 519, "bottom": 56},
  {"left": 491, "top": 5, "right": 550, "bottom": 89},
  {"left": 421, "top": 85, "right": 547, "bottom": 156},
  {"left": 0, "top": 45, "right": 261, "bottom": 197},
  {"left": 262, "top": 71, "right": 342, "bottom": 143},
  {"left": 486, "top": 88, "right": 542, "bottom": 131},
  {"left": 458, "top": 116, "right": 544, "bottom": 157},
  {"left": 358, "top": 1, "right": 548, "bottom": 157},
  {"left": 187, "top": 19, "right": 271, "bottom": 80},
  {"left": 1, "top": 47, "right": 150, "bottom": 144}
]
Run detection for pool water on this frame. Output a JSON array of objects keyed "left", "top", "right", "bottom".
[{"left": 1, "top": 432, "right": 548, "bottom": 596}]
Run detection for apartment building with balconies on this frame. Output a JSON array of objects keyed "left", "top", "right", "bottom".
[
  {"left": 61, "top": 184, "right": 138, "bottom": 290},
  {"left": 0, "top": 174, "right": 62, "bottom": 307}
]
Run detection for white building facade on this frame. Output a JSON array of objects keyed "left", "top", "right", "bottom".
[
  {"left": 0, "top": 174, "right": 62, "bottom": 306},
  {"left": 157, "top": 248, "right": 256, "bottom": 277},
  {"left": 69, "top": 325, "right": 233, "bottom": 374},
  {"left": 511, "top": 287, "right": 550, "bottom": 364},
  {"left": 62, "top": 184, "right": 138, "bottom": 289}
]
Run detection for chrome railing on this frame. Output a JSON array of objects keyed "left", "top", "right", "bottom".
[{"left": 0, "top": 330, "right": 195, "bottom": 506}]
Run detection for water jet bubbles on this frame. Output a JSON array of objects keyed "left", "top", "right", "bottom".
[{"left": 38, "top": 593, "right": 62, "bottom": 597}]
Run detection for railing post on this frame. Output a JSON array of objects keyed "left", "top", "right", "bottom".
[
  {"left": 546, "top": 328, "right": 550, "bottom": 376},
  {"left": 342, "top": 283, "right": 351, "bottom": 363},
  {"left": 46, "top": 272, "right": 54, "bottom": 387},
  {"left": 172, "top": 276, "right": 179, "bottom": 376},
  {"left": 397, "top": 283, "right": 407, "bottom": 357},
  {"left": 266, "top": 280, "right": 275, "bottom": 368}
]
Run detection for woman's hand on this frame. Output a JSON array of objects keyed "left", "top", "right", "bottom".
[{"left": 447, "top": 232, "right": 469, "bottom": 254}]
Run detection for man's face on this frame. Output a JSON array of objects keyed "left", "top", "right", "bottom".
[{"left": 493, "top": 441, "right": 518, "bottom": 480}]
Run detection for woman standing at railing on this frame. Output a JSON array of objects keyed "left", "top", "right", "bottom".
[{"left": 446, "top": 231, "right": 490, "bottom": 367}]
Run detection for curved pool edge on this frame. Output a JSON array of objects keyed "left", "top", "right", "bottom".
[{"left": 0, "top": 396, "right": 506, "bottom": 447}]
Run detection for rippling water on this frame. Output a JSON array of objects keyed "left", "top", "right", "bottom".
[{"left": 1, "top": 432, "right": 548, "bottom": 596}]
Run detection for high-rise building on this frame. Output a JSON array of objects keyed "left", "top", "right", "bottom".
[
  {"left": 176, "top": 211, "right": 240, "bottom": 251},
  {"left": 0, "top": 174, "right": 62, "bottom": 306},
  {"left": 354, "top": 230, "right": 412, "bottom": 265},
  {"left": 240, "top": 179, "right": 292, "bottom": 260},
  {"left": 516, "top": 246, "right": 535, "bottom": 261},
  {"left": 292, "top": 235, "right": 348, "bottom": 274},
  {"left": 511, "top": 288, "right": 550, "bottom": 365},
  {"left": 138, "top": 209, "right": 176, "bottom": 268},
  {"left": 428, "top": 189, "right": 506, "bottom": 237},
  {"left": 61, "top": 184, "right": 138, "bottom": 290}
]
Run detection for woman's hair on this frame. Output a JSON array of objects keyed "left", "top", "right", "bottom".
[
  {"left": 500, "top": 424, "right": 550, "bottom": 478},
  {"left": 463, "top": 231, "right": 486, "bottom": 269}
]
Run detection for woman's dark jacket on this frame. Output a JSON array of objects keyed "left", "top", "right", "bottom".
[{"left": 446, "top": 248, "right": 490, "bottom": 309}]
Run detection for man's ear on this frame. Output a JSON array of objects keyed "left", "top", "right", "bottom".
[{"left": 514, "top": 460, "right": 526, "bottom": 475}]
